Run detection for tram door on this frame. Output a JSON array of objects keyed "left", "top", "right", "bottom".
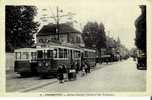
[{"left": 69, "top": 50, "right": 73, "bottom": 64}]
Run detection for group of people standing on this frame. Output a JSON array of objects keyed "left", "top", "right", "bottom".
[{"left": 57, "top": 60, "right": 90, "bottom": 83}]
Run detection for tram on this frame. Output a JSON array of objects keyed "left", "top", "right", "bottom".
[
  {"left": 83, "top": 48, "right": 96, "bottom": 68},
  {"left": 14, "top": 48, "right": 38, "bottom": 77},
  {"left": 36, "top": 45, "right": 96, "bottom": 78}
]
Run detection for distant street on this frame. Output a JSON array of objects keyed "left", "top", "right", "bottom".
[{"left": 6, "top": 58, "right": 146, "bottom": 92}]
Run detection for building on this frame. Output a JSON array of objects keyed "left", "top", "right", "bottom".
[{"left": 36, "top": 23, "right": 84, "bottom": 47}]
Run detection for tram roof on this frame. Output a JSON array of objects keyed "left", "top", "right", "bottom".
[
  {"left": 48, "top": 45, "right": 83, "bottom": 51},
  {"left": 36, "top": 45, "right": 96, "bottom": 52},
  {"left": 36, "top": 42, "right": 95, "bottom": 52},
  {"left": 14, "top": 48, "right": 37, "bottom": 52},
  {"left": 83, "top": 48, "right": 96, "bottom": 52},
  {"left": 36, "top": 47, "right": 54, "bottom": 51}
]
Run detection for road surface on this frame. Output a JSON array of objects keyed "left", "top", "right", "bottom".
[{"left": 6, "top": 58, "right": 146, "bottom": 93}]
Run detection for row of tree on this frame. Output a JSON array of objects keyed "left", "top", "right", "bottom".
[
  {"left": 82, "top": 22, "right": 124, "bottom": 52},
  {"left": 82, "top": 22, "right": 106, "bottom": 49}
]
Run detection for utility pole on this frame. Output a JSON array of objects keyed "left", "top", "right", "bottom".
[
  {"left": 40, "top": 6, "right": 75, "bottom": 42},
  {"left": 56, "top": 6, "right": 60, "bottom": 40}
]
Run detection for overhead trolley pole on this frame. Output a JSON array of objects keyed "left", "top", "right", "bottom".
[{"left": 41, "top": 7, "right": 75, "bottom": 42}]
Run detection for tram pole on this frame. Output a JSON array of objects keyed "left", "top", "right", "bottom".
[
  {"left": 40, "top": 7, "right": 75, "bottom": 42},
  {"left": 56, "top": 6, "right": 60, "bottom": 41}
]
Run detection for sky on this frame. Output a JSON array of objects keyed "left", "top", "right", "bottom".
[{"left": 34, "top": 0, "right": 146, "bottom": 49}]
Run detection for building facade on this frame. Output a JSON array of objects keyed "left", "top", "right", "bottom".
[{"left": 36, "top": 23, "right": 84, "bottom": 47}]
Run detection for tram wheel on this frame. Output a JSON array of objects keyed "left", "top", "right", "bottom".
[
  {"left": 20, "top": 73, "right": 31, "bottom": 77},
  {"left": 40, "top": 74, "right": 52, "bottom": 79},
  {"left": 40, "top": 74, "right": 46, "bottom": 79}
]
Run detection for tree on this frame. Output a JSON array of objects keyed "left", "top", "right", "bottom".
[
  {"left": 82, "top": 22, "right": 106, "bottom": 49},
  {"left": 6, "top": 6, "right": 39, "bottom": 52},
  {"left": 135, "top": 5, "right": 146, "bottom": 53},
  {"left": 96, "top": 23, "right": 107, "bottom": 49}
]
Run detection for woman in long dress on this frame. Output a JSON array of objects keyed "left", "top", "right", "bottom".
[{"left": 57, "top": 65, "right": 64, "bottom": 83}]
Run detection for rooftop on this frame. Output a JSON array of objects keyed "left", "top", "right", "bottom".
[{"left": 37, "top": 23, "right": 81, "bottom": 36}]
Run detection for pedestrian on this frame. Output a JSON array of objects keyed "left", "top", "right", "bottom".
[
  {"left": 84, "top": 60, "right": 90, "bottom": 73},
  {"left": 81, "top": 61, "right": 86, "bottom": 76},
  {"left": 68, "top": 62, "right": 76, "bottom": 80},
  {"left": 81, "top": 66, "right": 86, "bottom": 76},
  {"left": 62, "top": 65, "right": 68, "bottom": 82},
  {"left": 84, "top": 63, "right": 88, "bottom": 74},
  {"left": 75, "top": 61, "right": 80, "bottom": 73},
  {"left": 57, "top": 65, "right": 64, "bottom": 83},
  {"left": 87, "top": 64, "right": 91, "bottom": 73},
  {"left": 83, "top": 60, "right": 89, "bottom": 74}
]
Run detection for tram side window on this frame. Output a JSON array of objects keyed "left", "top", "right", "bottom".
[
  {"left": 76, "top": 51, "right": 79, "bottom": 58},
  {"left": 53, "top": 49, "right": 57, "bottom": 58},
  {"left": 59, "top": 48, "right": 64, "bottom": 58},
  {"left": 84, "top": 51, "right": 88, "bottom": 57},
  {"left": 78, "top": 51, "right": 81, "bottom": 58},
  {"left": 64, "top": 49, "right": 67, "bottom": 58},
  {"left": 87, "top": 51, "right": 89, "bottom": 57},
  {"left": 89, "top": 52, "right": 92, "bottom": 58},
  {"left": 47, "top": 50, "right": 53, "bottom": 58},
  {"left": 75, "top": 51, "right": 80, "bottom": 58},
  {"left": 93, "top": 52, "right": 95, "bottom": 58},
  {"left": 90, "top": 52, "right": 94, "bottom": 58},
  {"left": 91, "top": 52, "right": 94, "bottom": 57},
  {"left": 37, "top": 50, "right": 43, "bottom": 58},
  {"left": 16, "top": 52, "right": 21, "bottom": 59},
  {"left": 74, "top": 51, "right": 76, "bottom": 58},
  {"left": 67, "top": 49, "right": 70, "bottom": 58},
  {"left": 89, "top": 52, "right": 91, "bottom": 58},
  {"left": 73, "top": 50, "right": 76, "bottom": 58}
]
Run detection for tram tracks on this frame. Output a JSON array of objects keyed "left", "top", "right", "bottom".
[{"left": 18, "top": 80, "right": 58, "bottom": 92}]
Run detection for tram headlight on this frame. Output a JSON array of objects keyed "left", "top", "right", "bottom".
[
  {"left": 38, "top": 62, "right": 42, "bottom": 66},
  {"left": 45, "top": 62, "right": 49, "bottom": 66}
]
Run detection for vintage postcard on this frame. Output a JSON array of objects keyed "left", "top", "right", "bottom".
[{"left": 0, "top": 0, "right": 152, "bottom": 96}]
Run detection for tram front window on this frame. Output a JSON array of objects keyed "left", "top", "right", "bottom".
[
  {"left": 47, "top": 50, "right": 53, "bottom": 58},
  {"left": 21, "top": 52, "right": 29, "bottom": 59},
  {"left": 15, "top": 52, "right": 21, "bottom": 60},
  {"left": 37, "top": 50, "right": 43, "bottom": 59}
]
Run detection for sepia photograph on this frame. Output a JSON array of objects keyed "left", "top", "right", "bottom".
[{"left": 1, "top": 0, "right": 151, "bottom": 96}]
